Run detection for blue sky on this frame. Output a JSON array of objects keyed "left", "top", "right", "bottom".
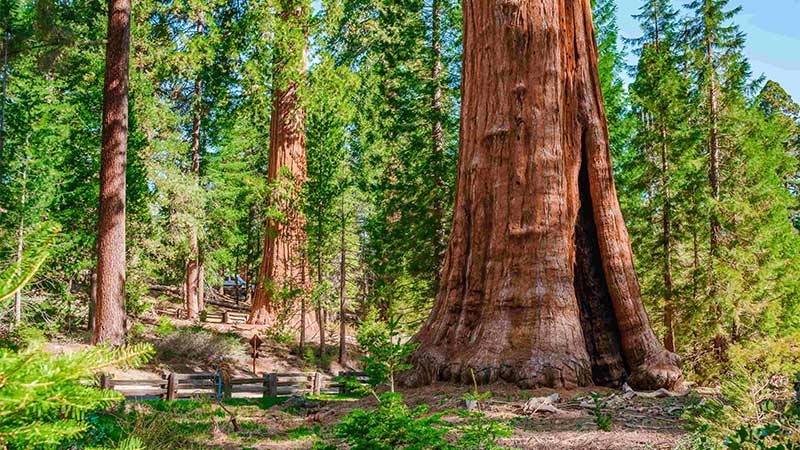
[{"left": 616, "top": 0, "right": 800, "bottom": 102}]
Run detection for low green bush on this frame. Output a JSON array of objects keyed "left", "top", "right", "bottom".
[
  {"left": 312, "top": 392, "right": 512, "bottom": 450},
  {"left": 684, "top": 335, "right": 800, "bottom": 448},
  {"left": 154, "top": 316, "right": 176, "bottom": 336}
]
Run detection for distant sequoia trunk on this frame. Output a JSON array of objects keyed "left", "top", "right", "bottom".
[
  {"left": 406, "top": 0, "right": 683, "bottom": 391},
  {"left": 248, "top": 0, "right": 313, "bottom": 334}
]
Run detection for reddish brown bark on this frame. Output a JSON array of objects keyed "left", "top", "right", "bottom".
[
  {"left": 248, "top": 2, "right": 313, "bottom": 331},
  {"left": 198, "top": 256, "right": 205, "bottom": 312},
  {"left": 338, "top": 194, "right": 347, "bottom": 364},
  {"left": 185, "top": 18, "right": 204, "bottom": 321},
  {"left": 93, "top": 0, "right": 131, "bottom": 345},
  {"left": 406, "top": 0, "right": 682, "bottom": 390}
]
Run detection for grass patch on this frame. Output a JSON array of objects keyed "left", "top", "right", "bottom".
[{"left": 306, "top": 393, "right": 363, "bottom": 402}]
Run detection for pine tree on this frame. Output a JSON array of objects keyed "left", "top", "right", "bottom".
[
  {"left": 592, "top": 0, "right": 628, "bottom": 156},
  {"left": 627, "top": 0, "right": 700, "bottom": 353},
  {"left": 336, "top": 0, "right": 461, "bottom": 323},
  {"left": 94, "top": 0, "right": 132, "bottom": 345}
]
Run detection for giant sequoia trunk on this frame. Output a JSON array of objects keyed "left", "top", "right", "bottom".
[
  {"left": 93, "top": 0, "right": 130, "bottom": 345},
  {"left": 248, "top": 2, "right": 312, "bottom": 328},
  {"left": 407, "top": 0, "right": 682, "bottom": 390}
]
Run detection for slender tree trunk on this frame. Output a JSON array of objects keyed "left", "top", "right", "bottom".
[
  {"left": 14, "top": 213, "right": 23, "bottom": 325},
  {"left": 93, "top": 0, "right": 130, "bottom": 345},
  {"left": 234, "top": 252, "right": 240, "bottom": 303},
  {"left": 407, "top": 0, "right": 682, "bottom": 390},
  {"left": 88, "top": 268, "right": 97, "bottom": 331},
  {"left": 706, "top": 26, "right": 720, "bottom": 258},
  {"left": 186, "top": 229, "right": 199, "bottom": 319},
  {"left": 315, "top": 212, "right": 324, "bottom": 358},
  {"left": 338, "top": 192, "right": 347, "bottom": 364},
  {"left": 299, "top": 247, "right": 309, "bottom": 351},
  {"left": 14, "top": 161, "right": 25, "bottom": 326},
  {"left": 651, "top": 5, "right": 675, "bottom": 353},
  {"left": 430, "top": 0, "right": 446, "bottom": 252},
  {"left": 185, "top": 18, "right": 204, "bottom": 321},
  {"left": 660, "top": 126, "right": 675, "bottom": 353},
  {"left": 248, "top": 1, "right": 312, "bottom": 330},
  {"left": 0, "top": 31, "right": 8, "bottom": 158},
  {"left": 692, "top": 223, "right": 699, "bottom": 302},
  {"left": 197, "top": 254, "right": 205, "bottom": 313}
]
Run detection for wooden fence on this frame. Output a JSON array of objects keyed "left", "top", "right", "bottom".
[
  {"left": 156, "top": 307, "right": 248, "bottom": 324},
  {"left": 101, "top": 371, "right": 368, "bottom": 401}
]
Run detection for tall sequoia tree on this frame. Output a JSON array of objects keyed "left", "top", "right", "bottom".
[
  {"left": 93, "top": 0, "right": 131, "bottom": 345},
  {"left": 248, "top": 0, "right": 312, "bottom": 327},
  {"left": 407, "top": 0, "right": 683, "bottom": 390}
]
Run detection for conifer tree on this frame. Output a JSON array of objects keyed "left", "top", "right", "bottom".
[
  {"left": 627, "top": 0, "right": 699, "bottom": 353},
  {"left": 94, "top": 0, "right": 132, "bottom": 345}
]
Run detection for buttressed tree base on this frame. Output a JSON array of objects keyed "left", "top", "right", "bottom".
[{"left": 406, "top": 0, "right": 683, "bottom": 390}]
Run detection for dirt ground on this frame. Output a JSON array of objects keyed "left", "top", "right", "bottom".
[
  {"left": 42, "top": 299, "right": 697, "bottom": 450},
  {"left": 190, "top": 382, "right": 694, "bottom": 450}
]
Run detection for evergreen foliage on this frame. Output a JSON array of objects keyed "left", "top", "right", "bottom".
[
  {"left": 611, "top": 0, "right": 800, "bottom": 381},
  {"left": 0, "top": 226, "right": 153, "bottom": 449},
  {"left": 312, "top": 392, "right": 511, "bottom": 450},
  {"left": 0, "top": 342, "right": 153, "bottom": 449}
]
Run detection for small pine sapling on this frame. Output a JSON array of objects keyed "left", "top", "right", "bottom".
[{"left": 356, "top": 314, "right": 417, "bottom": 394}]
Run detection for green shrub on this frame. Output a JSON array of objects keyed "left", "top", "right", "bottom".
[
  {"left": 129, "top": 323, "right": 146, "bottom": 341},
  {"left": 356, "top": 314, "right": 417, "bottom": 393},
  {"left": 723, "top": 402, "right": 800, "bottom": 450},
  {"left": 155, "top": 316, "right": 176, "bottom": 336},
  {"left": 312, "top": 393, "right": 511, "bottom": 450},
  {"left": 268, "top": 329, "right": 294, "bottom": 345},
  {"left": 155, "top": 326, "right": 244, "bottom": 364},
  {"left": 685, "top": 336, "right": 800, "bottom": 448},
  {"left": 304, "top": 346, "right": 317, "bottom": 367},
  {"left": 589, "top": 393, "right": 613, "bottom": 432},
  {"left": 125, "top": 280, "right": 152, "bottom": 317}
]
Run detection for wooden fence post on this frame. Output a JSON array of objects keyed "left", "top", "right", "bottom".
[
  {"left": 222, "top": 372, "right": 232, "bottom": 400},
  {"left": 100, "top": 373, "right": 112, "bottom": 391},
  {"left": 263, "top": 373, "right": 278, "bottom": 398},
  {"left": 313, "top": 372, "right": 322, "bottom": 395},
  {"left": 166, "top": 372, "right": 176, "bottom": 401},
  {"left": 223, "top": 311, "right": 230, "bottom": 324},
  {"left": 338, "top": 371, "right": 347, "bottom": 395},
  {"left": 268, "top": 373, "right": 277, "bottom": 397}
]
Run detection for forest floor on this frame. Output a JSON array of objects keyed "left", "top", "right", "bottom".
[
  {"left": 103, "top": 382, "right": 696, "bottom": 449},
  {"left": 42, "top": 293, "right": 701, "bottom": 449}
]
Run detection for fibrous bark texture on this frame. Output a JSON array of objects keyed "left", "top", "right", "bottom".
[
  {"left": 93, "top": 0, "right": 130, "bottom": 345},
  {"left": 407, "top": 0, "right": 682, "bottom": 391},
  {"left": 248, "top": 77, "right": 309, "bottom": 326},
  {"left": 249, "top": 5, "right": 314, "bottom": 332}
]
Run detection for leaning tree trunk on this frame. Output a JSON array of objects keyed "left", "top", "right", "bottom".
[
  {"left": 248, "top": 1, "right": 313, "bottom": 330},
  {"left": 406, "top": 0, "right": 682, "bottom": 391},
  {"left": 93, "top": 0, "right": 130, "bottom": 345}
]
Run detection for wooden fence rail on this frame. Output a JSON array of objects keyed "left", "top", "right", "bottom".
[
  {"left": 100, "top": 371, "right": 367, "bottom": 401},
  {"left": 155, "top": 307, "right": 249, "bottom": 324}
]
